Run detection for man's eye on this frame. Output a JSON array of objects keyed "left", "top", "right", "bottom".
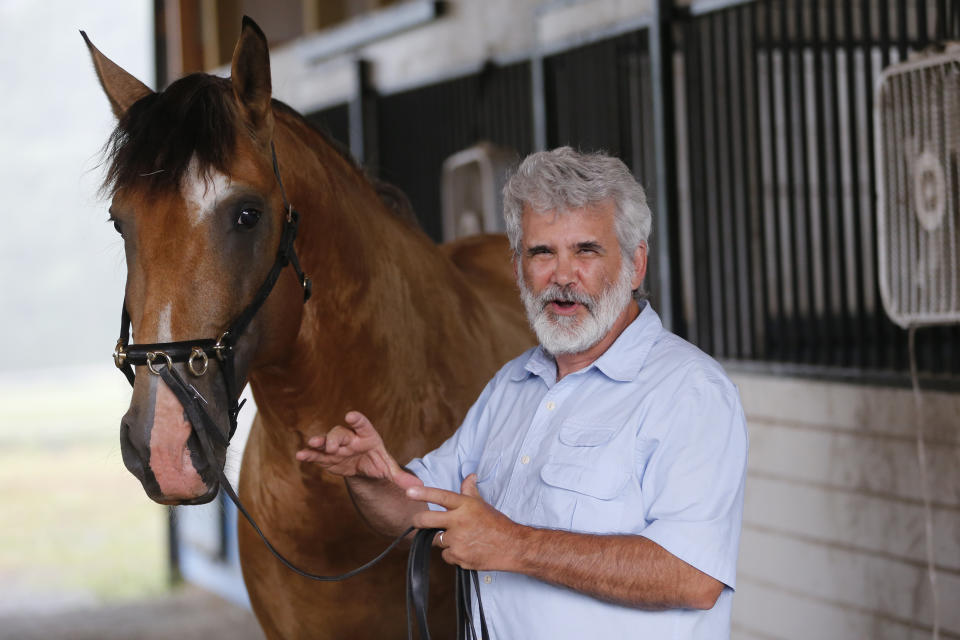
[{"left": 236, "top": 208, "right": 262, "bottom": 229}]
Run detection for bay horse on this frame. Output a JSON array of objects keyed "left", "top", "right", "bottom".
[{"left": 84, "top": 17, "right": 533, "bottom": 639}]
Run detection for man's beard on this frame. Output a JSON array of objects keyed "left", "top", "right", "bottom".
[{"left": 518, "top": 259, "right": 635, "bottom": 356}]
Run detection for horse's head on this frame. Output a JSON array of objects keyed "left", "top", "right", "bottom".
[{"left": 85, "top": 18, "right": 307, "bottom": 505}]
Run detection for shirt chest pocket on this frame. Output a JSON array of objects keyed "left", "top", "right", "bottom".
[{"left": 535, "top": 421, "right": 633, "bottom": 532}]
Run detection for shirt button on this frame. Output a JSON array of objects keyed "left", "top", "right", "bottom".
[
  {"left": 483, "top": 575, "right": 492, "bottom": 584},
  {"left": 546, "top": 401, "right": 556, "bottom": 411},
  {"left": 521, "top": 455, "right": 531, "bottom": 465}
]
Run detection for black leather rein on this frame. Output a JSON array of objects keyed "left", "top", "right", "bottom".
[{"left": 111, "top": 142, "right": 487, "bottom": 640}]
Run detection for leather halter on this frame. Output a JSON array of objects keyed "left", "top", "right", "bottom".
[
  {"left": 113, "top": 141, "right": 311, "bottom": 443},
  {"left": 110, "top": 142, "right": 487, "bottom": 640}
]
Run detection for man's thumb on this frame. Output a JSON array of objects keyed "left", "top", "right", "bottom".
[{"left": 461, "top": 473, "right": 479, "bottom": 497}]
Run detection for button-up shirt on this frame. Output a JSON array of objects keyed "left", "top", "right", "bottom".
[{"left": 407, "top": 302, "right": 748, "bottom": 639}]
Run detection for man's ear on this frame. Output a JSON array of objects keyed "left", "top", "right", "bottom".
[{"left": 630, "top": 242, "right": 648, "bottom": 291}]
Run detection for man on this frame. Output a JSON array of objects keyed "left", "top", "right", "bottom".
[{"left": 297, "top": 147, "right": 748, "bottom": 639}]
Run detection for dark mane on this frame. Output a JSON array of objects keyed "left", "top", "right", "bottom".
[
  {"left": 102, "top": 73, "right": 240, "bottom": 196},
  {"left": 102, "top": 72, "right": 419, "bottom": 227}
]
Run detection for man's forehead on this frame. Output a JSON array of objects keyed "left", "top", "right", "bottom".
[{"left": 521, "top": 200, "right": 617, "bottom": 241}]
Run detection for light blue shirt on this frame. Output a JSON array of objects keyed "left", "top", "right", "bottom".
[{"left": 407, "top": 302, "right": 748, "bottom": 639}]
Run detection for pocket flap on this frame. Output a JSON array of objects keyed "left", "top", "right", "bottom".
[
  {"left": 540, "top": 463, "right": 630, "bottom": 500},
  {"left": 559, "top": 424, "right": 617, "bottom": 447}
]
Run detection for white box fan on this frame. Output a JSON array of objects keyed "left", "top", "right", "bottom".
[
  {"left": 875, "top": 45, "right": 960, "bottom": 328},
  {"left": 441, "top": 142, "right": 517, "bottom": 242}
]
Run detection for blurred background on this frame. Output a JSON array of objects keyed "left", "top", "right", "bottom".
[
  {"left": 0, "top": 0, "right": 166, "bottom": 613},
  {"left": 2, "top": 1, "right": 960, "bottom": 639}
]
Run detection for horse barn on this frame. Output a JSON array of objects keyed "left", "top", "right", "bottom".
[{"left": 109, "top": 0, "right": 960, "bottom": 637}]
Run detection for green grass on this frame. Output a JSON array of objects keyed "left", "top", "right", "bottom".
[{"left": 0, "top": 366, "right": 168, "bottom": 603}]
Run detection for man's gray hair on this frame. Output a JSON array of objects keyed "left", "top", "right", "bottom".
[{"left": 502, "top": 147, "right": 652, "bottom": 258}]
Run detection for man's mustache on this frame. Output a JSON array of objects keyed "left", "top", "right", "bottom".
[{"left": 536, "top": 285, "right": 595, "bottom": 313}]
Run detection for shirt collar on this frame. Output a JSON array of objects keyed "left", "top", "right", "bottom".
[{"left": 511, "top": 301, "right": 663, "bottom": 384}]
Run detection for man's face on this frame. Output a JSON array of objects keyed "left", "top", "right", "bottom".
[{"left": 516, "top": 200, "right": 643, "bottom": 355}]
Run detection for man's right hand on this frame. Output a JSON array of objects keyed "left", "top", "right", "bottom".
[{"left": 295, "top": 411, "right": 423, "bottom": 490}]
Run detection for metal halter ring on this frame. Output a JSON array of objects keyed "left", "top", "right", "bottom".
[
  {"left": 113, "top": 340, "right": 127, "bottom": 369},
  {"left": 146, "top": 351, "right": 173, "bottom": 375},
  {"left": 213, "top": 332, "right": 230, "bottom": 361},
  {"left": 188, "top": 347, "right": 209, "bottom": 377}
]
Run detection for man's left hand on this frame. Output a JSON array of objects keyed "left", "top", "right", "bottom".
[{"left": 407, "top": 474, "right": 523, "bottom": 572}]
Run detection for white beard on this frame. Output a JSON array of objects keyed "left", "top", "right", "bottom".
[{"left": 518, "top": 258, "right": 635, "bottom": 356}]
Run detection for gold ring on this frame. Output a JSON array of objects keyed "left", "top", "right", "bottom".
[
  {"left": 146, "top": 351, "right": 173, "bottom": 375},
  {"left": 188, "top": 347, "right": 209, "bottom": 376}
]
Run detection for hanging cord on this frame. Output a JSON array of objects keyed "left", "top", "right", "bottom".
[{"left": 908, "top": 327, "right": 940, "bottom": 640}]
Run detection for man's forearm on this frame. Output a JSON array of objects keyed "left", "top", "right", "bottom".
[
  {"left": 345, "top": 476, "right": 426, "bottom": 537},
  {"left": 506, "top": 527, "right": 724, "bottom": 610}
]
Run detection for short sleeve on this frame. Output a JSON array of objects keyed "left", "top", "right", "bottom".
[{"left": 638, "top": 376, "right": 748, "bottom": 589}]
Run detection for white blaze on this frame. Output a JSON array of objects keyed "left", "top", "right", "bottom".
[{"left": 182, "top": 157, "right": 232, "bottom": 226}]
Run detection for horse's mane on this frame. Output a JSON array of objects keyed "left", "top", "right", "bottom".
[{"left": 101, "top": 73, "right": 418, "bottom": 227}]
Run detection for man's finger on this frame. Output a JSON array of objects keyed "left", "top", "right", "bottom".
[
  {"left": 461, "top": 473, "right": 479, "bottom": 498},
  {"left": 406, "top": 485, "right": 464, "bottom": 509},
  {"left": 344, "top": 411, "right": 376, "bottom": 436},
  {"left": 411, "top": 509, "right": 451, "bottom": 531}
]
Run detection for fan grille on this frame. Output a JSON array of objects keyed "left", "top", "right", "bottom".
[{"left": 876, "top": 50, "right": 960, "bottom": 328}]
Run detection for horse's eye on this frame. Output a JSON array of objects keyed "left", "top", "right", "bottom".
[
  {"left": 111, "top": 218, "right": 122, "bottom": 234},
  {"left": 236, "top": 208, "right": 262, "bottom": 229}
]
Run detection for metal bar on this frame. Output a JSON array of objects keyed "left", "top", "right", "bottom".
[
  {"left": 744, "top": 1, "right": 767, "bottom": 360},
  {"left": 779, "top": 0, "right": 800, "bottom": 362},
  {"left": 686, "top": 15, "right": 713, "bottom": 353},
  {"left": 650, "top": 0, "right": 679, "bottom": 332},
  {"left": 729, "top": 5, "right": 754, "bottom": 359},
  {"left": 791, "top": 0, "right": 814, "bottom": 364},
  {"left": 531, "top": 52, "right": 547, "bottom": 151},
  {"left": 810, "top": 0, "right": 831, "bottom": 366},
  {"left": 763, "top": 0, "right": 785, "bottom": 362},
  {"left": 715, "top": 10, "right": 739, "bottom": 357},
  {"left": 844, "top": 0, "right": 865, "bottom": 368},
  {"left": 701, "top": 15, "right": 726, "bottom": 356}
]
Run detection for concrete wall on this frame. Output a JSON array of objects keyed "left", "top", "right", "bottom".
[{"left": 729, "top": 372, "right": 960, "bottom": 639}]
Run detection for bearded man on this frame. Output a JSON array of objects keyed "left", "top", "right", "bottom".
[{"left": 297, "top": 147, "right": 748, "bottom": 639}]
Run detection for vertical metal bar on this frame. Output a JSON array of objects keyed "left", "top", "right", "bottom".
[
  {"left": 730, "top": 5, "right": 754, "bottom": 360},
  {"left": 779, "top": 0, "right": 800, "bottom": 362},
  {"left": 842, "top": 0, "right": 865, "bottom": 368},
  {"left": 715, "top": 10, "right": 739, "bottom": 357},
  {"left": 685, "top": 16, "right": 711, "bottom": 352},
  {"left": 650, "top": 0, "right": 680, "bottom": 333},
  {"left": 702, "top": 15, "right": 726, "bottom": 356},
  {"left": 791, "top": 0, "right": 814, "bottom": 364},
  {"left": 743, "top": 1, "right": 766, "bottom": 360},
  {"left": 763, "top": 0, "right": 785, "bottom": 362},
  {"left": 809, "top": 0, "right": 829, "bottom": 365}
]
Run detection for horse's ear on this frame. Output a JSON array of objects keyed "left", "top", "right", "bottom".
[
  {"left": 80, "top": 31, "right": 153, "bottom": 119},
  {"left": 230, "top": 16, "right": 274, "bottom": 139}
]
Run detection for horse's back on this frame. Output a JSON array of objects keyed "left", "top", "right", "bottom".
[{"left": 440, "top": 233, "right": 533, "bottom": 357}]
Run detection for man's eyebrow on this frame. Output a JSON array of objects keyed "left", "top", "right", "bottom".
[
  {"left": 576, "top": 240, "right": 604, "bottom": 252},
  {"left": 525, "top": 244, "right": 552, "bottom": 255}
]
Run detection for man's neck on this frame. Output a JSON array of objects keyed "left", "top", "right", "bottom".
[{"left": 554, "top": 301, "right": 640, "bottom": 380}]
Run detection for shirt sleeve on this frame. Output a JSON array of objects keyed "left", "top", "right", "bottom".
[
  {"left": 404, "top": 373, "right": 499, "bottom": 506},
  {"left": 638, "top": 375, "right": 748, "bottom": 590}
]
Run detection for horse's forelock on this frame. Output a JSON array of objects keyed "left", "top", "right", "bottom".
[{"left": 101, "top": 73, "right": 241, "bottom": 198}]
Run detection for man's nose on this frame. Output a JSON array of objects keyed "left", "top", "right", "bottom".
[{"left": 551, "top": 254, "right": 576, "bottom": 286}]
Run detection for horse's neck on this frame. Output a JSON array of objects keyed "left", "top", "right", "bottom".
[{"left": 250, "top": 119, "right": 481, "bottom": 459}]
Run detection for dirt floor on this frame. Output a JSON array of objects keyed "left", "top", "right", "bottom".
[{"left": 0, "top": 585, "right": 266, "bottom": 640}]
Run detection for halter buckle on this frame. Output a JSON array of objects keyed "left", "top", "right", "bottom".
[
  {"left": 213, "top": 332, "right": 230, "bottom": 361},
  {"left": 188, "top": 347, "right": 209, "bottom": 377},
  {"left": 146, "top": 351, "right": 173, "bottom": 375},
  {"left": 113, "top": 340, "right": 127, "bottom": 369}
]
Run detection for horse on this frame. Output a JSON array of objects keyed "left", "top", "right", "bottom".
[{"left": 84, "top": 17, "right": 534, "bottom": 639}]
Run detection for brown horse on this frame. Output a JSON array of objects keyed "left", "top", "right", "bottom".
[{"left": 84, "top": 17, "right": 533, "bottom": 639}]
